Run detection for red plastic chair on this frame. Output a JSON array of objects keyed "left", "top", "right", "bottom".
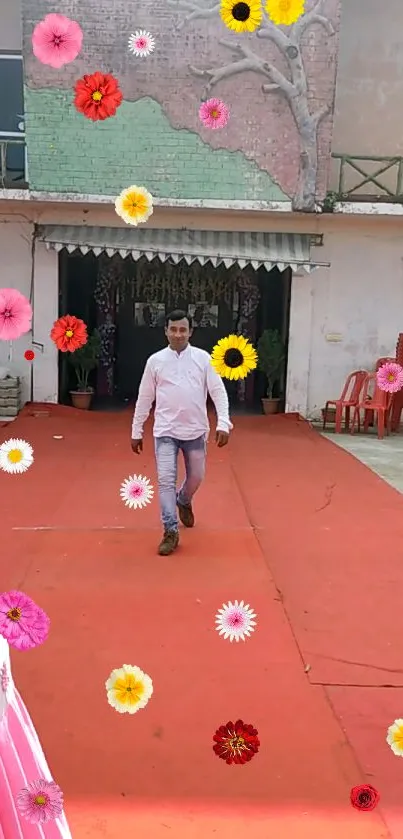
[
  {"left": 376, "top": 355, "right": 403, "bottom": 432},
  {"left": 376, "top": 357, "right": 395, "bottom": 370},
  {"left": 350, "top": 372, "right": 393, "bottom": 439},
  {"left": 323, "top": 370, "right": 367, "bottom": 433}
]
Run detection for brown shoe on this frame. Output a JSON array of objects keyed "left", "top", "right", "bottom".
[
  {"left": 158, "top": 530, "right": 179, "bottom": 556},
  {"left": 177, "top": 501, "right": 195, "bottom": 528}
]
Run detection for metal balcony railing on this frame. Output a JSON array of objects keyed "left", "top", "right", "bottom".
[
  {"left": 331, "top": 153, "right": 403, "bottom": 202},
  {"left": 0, "top": 136, "right": 28, "bottom": 189}
]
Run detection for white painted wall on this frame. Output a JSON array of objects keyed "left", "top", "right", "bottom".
[
  {"left": 0, "top": 0, "right": 21, "bottom": 50},
  {"left": 330, "top": 0, "right": 403, "bottom": 194},
  {"left": 287, "top": 217, "right": 403, "bottom": 419},
  {"left": 0, "top": 221, "right": 58, "bottom": 406},
  {"left": 333, "top": 0, "right": 403, "bottom": 157},
  {"left": 0, "top": 218, "right": 34, "bottom": 405},
  {"left": 32, "top": 241, "right": 59, "bottom": 403}
]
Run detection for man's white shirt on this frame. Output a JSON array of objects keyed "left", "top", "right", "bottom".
[{"left": 131, "top": 344, "right": 233, "bottom": 440}]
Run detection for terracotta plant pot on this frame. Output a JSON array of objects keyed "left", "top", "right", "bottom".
[
  {"left": 70, "top": 390, "right": 94, "bottom": 410},
  {"left": 261, "top": 397, "right": 280, "bottom": 415}
]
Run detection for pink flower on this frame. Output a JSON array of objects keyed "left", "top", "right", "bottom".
[
  {"left": 128, "top": 30, "right": 155, "bottom": 57},
  {"left": 0, "top": 288, "right": 32, "bottom": 341},
  {"left": 0, "top": 591, "right": 50, "bottom": 651},
  {"left": 17, "top": 778, "right": 64, "bottom": 824},
  {"left": 120, "top": 474, "right": 154, "bottom": 509},
  {"left": 199, "top": 98, "right": 230, "bottom": 130},
  {"left": 32, "top": 14, "right": 83, "bottom": 69},
  {"left": 377, "top": 362, "right": 403, "bottom": 393}
]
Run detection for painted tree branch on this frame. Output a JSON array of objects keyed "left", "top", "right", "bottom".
[
  {"left": 291, "top": 0, "right": 335, "bottom": 39},
  {"left": 190, "top": 39, "right": 294, "bottom": 99},
  {"left": 312, "top": 101, "right": 331, "bottom": 124},
  {"left": 171, "top": 0, "right": 336, "bottom": 211},
  {"left": 167, "top": 0, "right": 219, "bottom": 29}
]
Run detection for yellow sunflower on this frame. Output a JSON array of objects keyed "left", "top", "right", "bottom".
[
  {"left": 220, "top": 0, "right": 263, "bottom": 32},
  {"left": 211, "top": 334, "right": 258, "bottom": 381},
  {"left": 115, "top": 185, "right": 153, "bottom": 226},
  {"left": 265, "top": 0, "right": 305, "bottom": 25},
  {"left": 105, "top": 664, "right": 153, "bottom": 715}
]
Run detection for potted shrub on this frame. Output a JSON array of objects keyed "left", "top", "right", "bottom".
[
  {"left": 257, "top": 328, "right": 285, "bottom": 415},
  {"left": 67, "top": 329, "right": 101, "bottom": 410}
]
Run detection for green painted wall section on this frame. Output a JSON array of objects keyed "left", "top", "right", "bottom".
[{"left": 24, "top": 89, "right": 289, "bottom": 201}]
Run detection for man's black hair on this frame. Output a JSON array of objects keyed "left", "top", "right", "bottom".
[{"left": 165, "top": 309, "right": 193, "bottom": 329}]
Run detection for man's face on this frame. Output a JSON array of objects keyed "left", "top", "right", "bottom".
[{"left": 165, "top": 317, "right": 193, "bottom": 351}]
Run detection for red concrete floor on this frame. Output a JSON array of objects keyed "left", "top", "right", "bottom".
[{"left": 0, "top": 405, "right": 400, "bottom": 838}]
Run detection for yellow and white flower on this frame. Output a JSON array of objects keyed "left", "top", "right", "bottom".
[
  {"left": 386, "top": 719, "right": 403, "bottom": 756},
  {"left": 115, "top": 185, "right": 153, "bottom": 226},
  {"left": 120, "top": 474, "right": 154, "bottom": 509},
  {"left": 0, "top": 438, "right": 34, "bottom": 474},
  {"left": 106, "top": 664, "right": 153, "bottom": 715},
  {"left": 265, "top": 0, "right": 305, "bottom": 26}
]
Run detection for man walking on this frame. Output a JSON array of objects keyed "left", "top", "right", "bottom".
[{"left": 131, "top": 309, "right": 233, "bottom": 555}]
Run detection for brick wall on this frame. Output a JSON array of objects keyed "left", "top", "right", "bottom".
[{"left": 23, "top": 0, "right": 341, "bottom": 203}]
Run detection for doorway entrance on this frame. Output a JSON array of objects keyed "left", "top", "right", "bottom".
[{"left": 58, "top": 251, "right": 291, "bottom": 411}]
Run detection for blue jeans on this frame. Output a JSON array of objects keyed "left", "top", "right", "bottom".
[{"left": 154, "top": 435, "right": 207, "bottom": 532}]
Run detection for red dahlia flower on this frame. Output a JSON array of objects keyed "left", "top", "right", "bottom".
[
  {"left": 213, "top": 719, "right": 260, "bottom": 764},
  {"left": 74, "top": 71, "right": 123, "bottom": 121},
  {"left": 50, "top": 314, "right": 88, "bottom": 352}
]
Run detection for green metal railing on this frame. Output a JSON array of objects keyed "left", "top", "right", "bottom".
[
  {"left": 0, "top": 138, "right": 27, "bottom": 189},
  {"left": 331, "top": 153, "right": 403, "bottom": 202}
]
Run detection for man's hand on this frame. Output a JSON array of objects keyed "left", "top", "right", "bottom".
[
  {"left": 131, "top": 438, "right": 143, "bottom": 454},
  {"left": 215, "top": 430, "right": 229, "bottom": 448}
]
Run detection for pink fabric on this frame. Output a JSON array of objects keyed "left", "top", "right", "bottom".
[{"left": 0, "top": 637, "right": 72, "bottom": 838}]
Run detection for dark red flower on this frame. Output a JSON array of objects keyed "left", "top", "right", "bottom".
[
  {"left": 74, "top": 71, "right": 123, "bottom": 121},
  {"left": 350, "top": 784, "right": 380, "bottom": 812},
  {"left": 213, "top": 719, "right": 259, "bottom": 764},
  {"left": 24, "top": 350, "right": 35, "bottom": 361}
]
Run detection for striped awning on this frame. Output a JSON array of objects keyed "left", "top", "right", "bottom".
[{"left": 36, "top": 226, "right": 328, "bottom": 272}]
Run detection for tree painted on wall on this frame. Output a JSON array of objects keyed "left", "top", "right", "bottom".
[{"left": 170, "top": 0, "right": 336, "bottom": 212}]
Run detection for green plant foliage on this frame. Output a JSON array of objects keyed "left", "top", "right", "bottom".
[{"left": 257, "top": 329, "right": 285, "bottom": 398}]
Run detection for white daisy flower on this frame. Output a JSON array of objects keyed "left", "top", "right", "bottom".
[
  {"left": 128, "top": 30, "right": 155, "bottom": 57},
  {"left": 120, "top": 474, "right": 154, "bottom": 509},
  {"left": 0, "top": 438, "right": 34, "bottom": 474},
  {"left": 105, "top": 664, "right": 153, "bottom": 715},
  {"left": 387, "top": 719, "right": 403, "bottom": 756},
  {"left": 215, "top": 599, "right": 257, "bottom": 643}
]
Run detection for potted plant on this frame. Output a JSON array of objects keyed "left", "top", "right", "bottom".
[
  {"left": 257, "top": 328, "right": 285, "bottom": 415},
  {"left": 67, "top": 329, "right": 101, "bottom": 410}
]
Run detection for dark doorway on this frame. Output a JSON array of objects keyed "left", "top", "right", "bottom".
[
  {"left": 255, "top": 266, "right": 291, "bottom": 409},
  {"left": 58, "top": 252, "right": 98, "bottom": 404},
  {"left": 59, "top": 251, "right": 291, "bottom": 411}
]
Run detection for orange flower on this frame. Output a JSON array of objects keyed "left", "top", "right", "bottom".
[
  {"left": 74, "top": 71, "right": 123, "bottom": 121},
  {"left": 50, "top": 315, "right": 88, "bottom": 352}
]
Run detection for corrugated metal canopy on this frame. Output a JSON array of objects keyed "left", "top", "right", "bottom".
[{"left": 36, "top": 226, "right": 328, "bottom": 272}]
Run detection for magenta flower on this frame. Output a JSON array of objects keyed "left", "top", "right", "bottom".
[
  {"left": 32, "top": 13, "right": 83, "bottom": 68},
  {"left": 17, "top": 778, "right": 64, "bottom": 824},
  {"left": 0, "top": 591, "right": 50, "bottom": 651},
  {"left": 377, "top": 362, "right": 403, "bottom": 393},
  {"left": 199, "top": 98, "right": 230, "bottom": 130},
  {"left": 0, "top": 288, "right": 32, "bottom": 341}
]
